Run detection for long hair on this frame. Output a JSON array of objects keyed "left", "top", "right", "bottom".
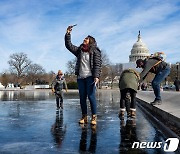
[{"left": 87, "top": 35, "right": 97, "bottom": 47}]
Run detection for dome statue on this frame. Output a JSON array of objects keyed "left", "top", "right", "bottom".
[{"left": 129, "top": 31, "right": 150, "bottom": 62}]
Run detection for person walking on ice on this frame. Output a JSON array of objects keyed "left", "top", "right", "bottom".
[{"left": 52, "top": 70, "right": 68, "bottom": 110}]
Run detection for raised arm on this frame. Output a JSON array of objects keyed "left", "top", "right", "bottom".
[{"left": 64, "top": 26, "right": 79, "bottom": 57}]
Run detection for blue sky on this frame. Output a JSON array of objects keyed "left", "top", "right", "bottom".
[{"left": 0, "top": 0, "right": 180, "bottom": 73}]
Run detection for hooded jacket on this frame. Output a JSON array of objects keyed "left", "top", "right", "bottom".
[
  {"left": 65, "top": 34, "right": 102, "bottom": 78},
  {"left": 119, "top": 69, "right": 140, "bottom": 92}
]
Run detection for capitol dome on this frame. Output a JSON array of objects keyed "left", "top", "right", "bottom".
[{"left": 129, "top": 31, "right": 150, "bottom": 62}]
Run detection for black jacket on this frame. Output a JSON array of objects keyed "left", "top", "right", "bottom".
[
  {"left": 174, "top": 79, "right": 179, "bottom": 87},
  {"left": 65, "top": 34, "right": 102, "bottom": 78}
]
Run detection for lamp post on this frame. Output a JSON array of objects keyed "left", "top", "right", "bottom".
[{"left": 176, "top": 62, "right": 179, "bottom": 80}]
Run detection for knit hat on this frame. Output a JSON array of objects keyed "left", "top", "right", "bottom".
[{"left": 136, "top": 59, "right": 144, "bottom": 68}]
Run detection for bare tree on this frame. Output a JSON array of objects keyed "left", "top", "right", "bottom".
[
  {"left": 0, "top": 72, "right": 17, "bottom": 87},
  {"left": 66, "top": 58, "right": 76, "bottom": 75},
  {"left": 109, "top": 65, "right": 116, "bottom": 89},
  {"left": 101, "top": 51, "right": 110, "bottom": 67},
  {"left": 40, "top": 71, "right": 56, "bottom": 87},
  {"left": 8, "top": 52, "right": 31, "bottom": 78},
  {"left": 99, "top": 51, "right": 110, "bottom": 88},
  {"left": 26, "top": 63, "right": 45, "bottom": 85},
  {"left": 0, "top": 73, "right": 9, "bottom": 87}
]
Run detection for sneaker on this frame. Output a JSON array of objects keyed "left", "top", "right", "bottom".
[
  {"left": 91, "top": 115, "right": 97, "bottom": 125},
  {"left": 150, "top": 99, "right": 162, "bottom": 105},
  {"left": 79, "top": 115, "right": 88, "bottom": 124}
]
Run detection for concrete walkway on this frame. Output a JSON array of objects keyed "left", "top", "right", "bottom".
[
  {"left": 137, "top": 90, "right": 180, "bottom": 132},
  {"left": 137, "top": 91, "right": 180, "bottom": 118}
]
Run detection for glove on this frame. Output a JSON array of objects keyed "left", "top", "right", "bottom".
[{"left": 52, "top": 88, "right": 55, "bottom": 93}]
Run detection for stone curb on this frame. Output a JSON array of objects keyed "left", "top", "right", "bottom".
[{"left": 137, "top": 97, "right": 180, "bottom": 138}]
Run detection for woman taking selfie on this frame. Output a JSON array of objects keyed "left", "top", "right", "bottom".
[{"left": 64, "top": 25, "right": 101, "bottom": 125}]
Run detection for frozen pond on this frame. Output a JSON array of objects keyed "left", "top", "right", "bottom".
[{"left": 0, "top": 90, "right": 166, "bottom": 153}]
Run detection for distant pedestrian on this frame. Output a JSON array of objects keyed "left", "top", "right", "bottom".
[
  {"left": 136, "top": 57, "right": 170, "bottom": 105},
  {"left": 174, "top": 77, "right": 179, "bottom": 91},
  {"left": 119, "top": 69, "right": 140, "bottom": 119},
  {"left": 65, "top": 25, "right": 101, "bottom": 125},
  {"left": 52, "top": 70, "right": 68, "bottom": 109}
]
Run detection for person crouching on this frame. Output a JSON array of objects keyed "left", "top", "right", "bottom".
[{"left": 119, "top": 69, "right": 140, "bottom": 120}]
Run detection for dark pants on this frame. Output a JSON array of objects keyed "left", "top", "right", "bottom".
[
  {"left": 55, "top": 91, "right": 63, "bottom": 108},
  {"left": 120, "top": 88, "right": 137, "bottom": 112},
  {"left": 77, "top": 76, "right": 97, "bottom": 115},
  {"left": 152, "top": 67, "right": 170, "bottom": 100},
  {"left": 175, "top": 85, "right": 179, "bottom": 91}
]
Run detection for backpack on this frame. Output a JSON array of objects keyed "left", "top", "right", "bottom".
[{"left": 149, "top": 52, "right": 166, "bottom": 61}]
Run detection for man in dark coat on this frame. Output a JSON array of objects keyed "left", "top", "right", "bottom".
[{"left": 174, "top": 77, "right": 179, "bottom": 91}]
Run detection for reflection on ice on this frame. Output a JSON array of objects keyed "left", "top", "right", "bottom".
[
  {"left": 0, "top": 90, "right": 166, "bottom": 153},
  {"left": 51, "top": 110, "right": 66, "bottom": 148},
  {"left": 79, "top": 124, "right": 97, "bottom": 153},
  {"left": 0, "top": 90, "right": 51, "bottom": 101}
]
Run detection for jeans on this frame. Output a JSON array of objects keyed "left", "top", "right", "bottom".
[
  {"left": 152, "top": 67, "right": 170, "bottom": 100},
  {"left": 120, "top": 88, "right": 137, "bottom": 112},
  {"left": 77, "top": 76, "right": 97, "bottom": 115},
  {"left": 55, "top": 91, "right": 63, "bottom": 107}
]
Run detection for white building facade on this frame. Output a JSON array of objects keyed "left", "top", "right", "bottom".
[{"left": 122, "top": 31, "right": 150, "bottom": 70}]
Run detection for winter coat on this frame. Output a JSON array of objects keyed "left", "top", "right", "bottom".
[
  {"left": 52, "top": 76, "right": 67, "bottom": 92},
  {"left": 140, "top": 58, "right": 169, "bottom": 83},
  {"left": 119, "top": 69, "right": 140, "bottom": 92},
  {"left": 65, "top": 34, "right": 102, "bottom": 78}
]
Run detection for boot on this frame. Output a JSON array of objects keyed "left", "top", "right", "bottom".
[
  {"left": 119, "top": 108, "right": 125, "bottom": 120},
  {"left": 91, "top": 115, "right": 97, "bottom": 125},
  {"left": 79, "top": 115, "right": 88, "bottom": 124},
  {"left": 130, "top": 109, "right": 136, "bottom": 118}
]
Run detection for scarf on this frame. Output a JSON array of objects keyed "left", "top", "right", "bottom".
[{"left": 81, "top": 44, "right": 89, "bottom": 52}]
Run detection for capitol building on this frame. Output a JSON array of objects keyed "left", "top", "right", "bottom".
[{"left": 122, "top": 31, "right": 150, "bottom": 70}]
